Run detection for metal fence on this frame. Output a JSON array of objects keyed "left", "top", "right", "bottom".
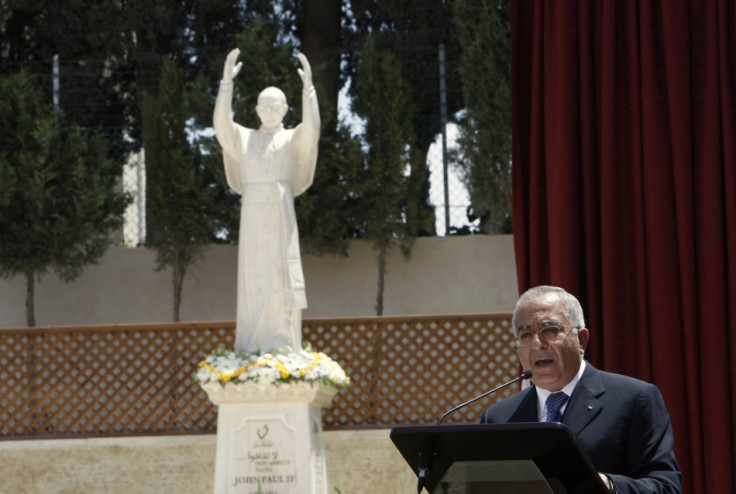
[
  {"left": 120, "top": 128, "right": 473, "bottom": 246},
  {"left": 426, "top": 122, "right": 474, "bottom": 235},
  {"left": 0, "top": 313, "right": 519, "bottom": 439},
  {"left": 121, "top": 148, "right": 147, "bottom": 246}
]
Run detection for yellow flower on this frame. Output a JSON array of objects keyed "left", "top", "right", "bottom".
[{"left": 299, "top": 369, "right": 306, "bottom": 377}]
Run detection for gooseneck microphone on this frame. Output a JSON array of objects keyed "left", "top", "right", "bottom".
[
  {"left": 415, "top": 370, "right": 533, "bottom": 493},
  {"left": 436, "top": 369, "right": 533, "bottom": 426}
]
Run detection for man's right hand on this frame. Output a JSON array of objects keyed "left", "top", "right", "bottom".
[{"left": 223, "top": 48, "right": 242, "bottom": 82}]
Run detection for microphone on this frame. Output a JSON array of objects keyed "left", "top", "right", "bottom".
[
  {"left": 436, "top": 369, "right": 533, "bottom": 426},
  {"left": 416, "top": 370, "right": 532, "bottom": 493}
]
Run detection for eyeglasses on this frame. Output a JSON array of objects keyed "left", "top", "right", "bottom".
[
  {"left": 515, "top": 325, "right": 576, "bottom": 347},
  {"left": 257, "top": 103, "right": 285, "bottom": 113}
]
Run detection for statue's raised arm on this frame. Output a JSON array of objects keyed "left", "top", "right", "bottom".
[
  {"left": 212, "top": 49, "right": 242, "bottom": 163},
  {"left": 293, "top": 52, "right": 320, "bottom": 178}
]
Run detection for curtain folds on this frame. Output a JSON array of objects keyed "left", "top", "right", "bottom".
[{"left": 510, "top": 1, "right": 736, "bottom": 493}]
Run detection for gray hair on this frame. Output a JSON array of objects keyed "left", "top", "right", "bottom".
[{"left": 512, "top": 285, "right": 586, "bottom": 334}]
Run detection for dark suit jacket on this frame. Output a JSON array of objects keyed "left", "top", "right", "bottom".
[{"left": 481, "top": 362, "right": 681, "bottom": 494}]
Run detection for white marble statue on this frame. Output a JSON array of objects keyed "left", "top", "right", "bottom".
[{"left": 213, "top": 48, "right": 320, "bottom": 353}]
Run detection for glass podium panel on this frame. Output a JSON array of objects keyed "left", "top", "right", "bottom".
[{"left": 432, "top": 459, "right": 563, "bottom": 494}]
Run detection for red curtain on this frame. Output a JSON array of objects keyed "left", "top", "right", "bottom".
[{"left": 510, "top": 1, "right": 736, "bottom": 493}]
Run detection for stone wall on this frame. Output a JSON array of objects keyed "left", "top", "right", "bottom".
[
  {"left": 0, "top": 430, "right": 416, "bottom": 494},
  {"left": 0, "top": 235, "right": 517, "bottom": 328}
]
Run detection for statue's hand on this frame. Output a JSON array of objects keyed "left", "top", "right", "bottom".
[
  {"left": 223, "top": 48, "right": 242, "bottom": 82},
  {"left": 297, "top": 52, "right": 313, "bottom": 89}
]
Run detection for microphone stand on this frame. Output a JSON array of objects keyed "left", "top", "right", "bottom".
[
  {"left": 436, "top": 369, "right": 533, "bottom": 426},
  {"left": 416, "top": 370, "right": 533, "bottom": 493}
]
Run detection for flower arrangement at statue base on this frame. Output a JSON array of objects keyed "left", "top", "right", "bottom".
[{"left": 195, "top": 344, "right": 350, "bottom": 391}]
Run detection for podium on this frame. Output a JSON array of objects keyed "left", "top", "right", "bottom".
[{"left": 390, "top": 422, "right": 609, "bottom": 494}]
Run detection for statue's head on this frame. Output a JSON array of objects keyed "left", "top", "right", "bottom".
[{"left": 256, "top": 87, "right": 288, "bottom": 130}]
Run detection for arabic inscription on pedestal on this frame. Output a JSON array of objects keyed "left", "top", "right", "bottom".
[{"left": 230, "top": 418, "right": 298, "bottom": 493}]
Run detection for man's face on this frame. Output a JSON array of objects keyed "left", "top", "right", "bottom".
[
  {"left": 256, "top": 94, "right": 287, "bottom": 129},
  {"left": 515, "top": 292, "right": 589, "bottom": 391}
]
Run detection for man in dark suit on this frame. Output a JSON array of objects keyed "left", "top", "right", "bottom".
[{"left": 481, "top": 286, "right": 681, "bottom": 493}]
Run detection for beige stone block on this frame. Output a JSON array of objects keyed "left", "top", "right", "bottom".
[
  {"left": 0, "top": 435, "right": 216, "bottom": 494},
  {"left": 324, "top": 429, "right": 416, "bottom": 494},
  {"left": 0, "top": 430, "right": 418, "bottom": 494}
]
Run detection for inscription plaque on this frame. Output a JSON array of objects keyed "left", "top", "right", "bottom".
[{"left": 230, "top": 417, "right": 298, "bottom": 494}]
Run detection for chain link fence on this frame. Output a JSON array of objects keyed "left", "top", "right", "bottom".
[
  {"left": 122, "top": 148, "right": 147, "bottom": 247},
  {"left": 120, "top": 122, "right": 473, "bottom": 246},
  {"left": 427, "top": 122, "right": 476, "bottom": 235}
]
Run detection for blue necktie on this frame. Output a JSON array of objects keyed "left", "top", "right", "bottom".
[{"left": 546, "top": 392, "right": 569, "bottom": 422}]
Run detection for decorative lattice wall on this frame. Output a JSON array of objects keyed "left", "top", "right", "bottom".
[{"left": 0, "top": 314, "right": 518, "bottom": 439}]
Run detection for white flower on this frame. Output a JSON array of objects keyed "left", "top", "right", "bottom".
[{"left": 195, "top": 345, "right": 350, "bottom": 389}]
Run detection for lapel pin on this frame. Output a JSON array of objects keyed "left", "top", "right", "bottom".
[{"left": 586, "top": 405, "right": 593, "bottom": 411}]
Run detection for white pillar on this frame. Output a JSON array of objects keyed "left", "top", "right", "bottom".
[{"left": 201, "top": 383, "right": 337, "bottom": 494}]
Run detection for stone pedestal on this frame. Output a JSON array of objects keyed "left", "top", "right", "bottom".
[{"left": 201, "top": 382, "right": 337, "bottom": 494}]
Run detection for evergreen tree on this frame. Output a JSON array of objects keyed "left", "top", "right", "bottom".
[
  {"left": 345, "top": 0, "right": 464, "bottom": 146},
  {"left": 352, "top": 37, "right": 432, "bottom": 315},
  {"left": 0, "top": 71, "right": 130, "bottom": 326},
  {"left": 0, "top": 0, "right": 244, "bottom": 155},
  {"left": 297, "top": 107, "right": 366, "bottom": 257},
  {"left": 453, "top": 0, "right": 512, "bottom": 233},
  {"left": 299, "top": 0, "right": 342, "bottom": 114},
  {"left": 141, "top": 58, "right": 234, "bottom": 321},
  {"left": 345, "top": 0, "right": 467, "bottom": 235}
]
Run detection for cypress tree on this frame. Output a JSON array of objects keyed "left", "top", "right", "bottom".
[
  {"left": 453, "top": 0, "right": 512, "bottom": 233},
  {"left": 352, "top": 37, "right": 432, "bottom": 315},
  {"left": 0, "top": 71, "right": 130, "bottom": 326},
  {"left": 141, "top": 58, "right": 232, "bottom": 321}
]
